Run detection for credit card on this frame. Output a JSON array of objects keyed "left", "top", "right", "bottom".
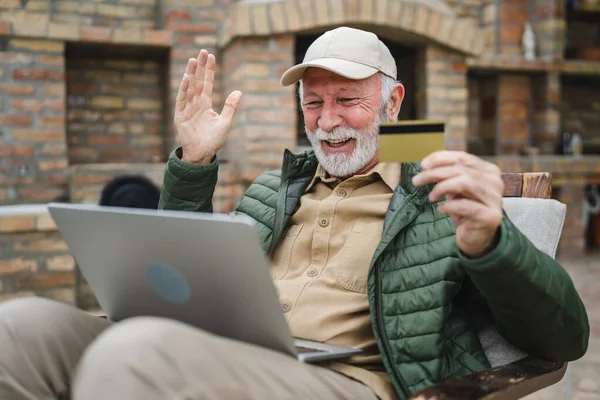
[{"left": 379, "top": 120, "right": 446, "bottom": 163}]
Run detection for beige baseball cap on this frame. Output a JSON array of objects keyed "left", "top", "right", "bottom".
[{"left": 280, "top": 27, "right": 397, "bottom": 87}]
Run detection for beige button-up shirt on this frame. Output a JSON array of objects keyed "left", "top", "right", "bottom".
[{"left": 270, "top": 162, "right": 401, "bottom": 400}]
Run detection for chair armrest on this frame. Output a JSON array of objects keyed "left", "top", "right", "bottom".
[{"left": 409, "top": 357, "right": 567, "bottom": 400}]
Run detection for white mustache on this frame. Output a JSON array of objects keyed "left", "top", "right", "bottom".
[{"left": 309, "top": 126, "right": 371, "bottom": 141}]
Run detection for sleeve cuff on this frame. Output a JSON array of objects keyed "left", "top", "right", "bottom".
[
  {"left": 167, "top": 147, "right": 219, "bottom": 183},
  {"left": 456, "top": 215, "right": 515, "bottom": 276}
]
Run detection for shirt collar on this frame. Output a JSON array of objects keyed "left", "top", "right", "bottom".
[{"left": 305, "top": 162, "right": 401, "bottom": 192}]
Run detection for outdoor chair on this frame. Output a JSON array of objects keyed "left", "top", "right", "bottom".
[
  {"left": 410, "top": 172, "right": 568, "bottom": 400},
  {"left": 86, "top": 171, "right": 568, "bottom": 399}
]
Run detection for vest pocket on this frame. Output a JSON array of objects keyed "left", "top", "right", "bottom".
[
  {"left": 270, "top": 224, "right": 303, "bottom": 280},
  {"left": 336, "top": 221, "right": 383, "bottom": 294}
]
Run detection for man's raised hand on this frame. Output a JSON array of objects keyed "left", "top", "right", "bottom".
[{"left": 174, "top": 49, "right": 242, "bottom": 165}]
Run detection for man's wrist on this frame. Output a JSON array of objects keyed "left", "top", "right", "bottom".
[
  {"left": 177, "top": 147, "right": 214, "bottom": 165},
  {"left": 467, "top": 228, "right": 501, "bottom": 259}
]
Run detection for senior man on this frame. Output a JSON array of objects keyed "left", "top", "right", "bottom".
[{"left": 0, "top": 27, "right": 589, "bottom": 400}]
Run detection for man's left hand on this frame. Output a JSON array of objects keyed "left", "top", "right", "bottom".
[{"left": 412, "top": 151, "right": 504, "bottom": 258}]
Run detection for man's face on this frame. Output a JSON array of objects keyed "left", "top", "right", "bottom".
[{"left": 300, "top": 68, "right": 387, "bottom": 178}]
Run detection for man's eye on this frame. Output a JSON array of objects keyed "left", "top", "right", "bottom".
[
  {"left": 340, "top": 98, "right": 358, "bottom": 103},
  {"left": 305, "top": 101, "right": 322, "bottom": 106}
]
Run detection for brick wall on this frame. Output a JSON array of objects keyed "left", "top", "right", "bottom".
[
  {"left": 222, "top": 36, "right": 297, "bottom": 183},
  {"left": 497, "top": 75, "right": 532, "bottom": 154},
  {"left": 416, "top": 46, "right": 469, "bottom": 151},
  {"left": 496, "top": 0, "right": 530, "bottom": 56},
  {"left": 0, "top": 208, "right": 76, "bottom": 304},
  {"left": 66, "top": 56, "right": 167, "bottom": 164},
  {"left": 0, "top": 38, "right": 67, "bottom": 204},
  {"left": 51, "top": 0, "right": 158, "bottom": 29}
]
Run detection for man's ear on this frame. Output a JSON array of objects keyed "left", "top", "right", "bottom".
[{"left": 387, "top": 83, "right": 405, "bottom": 121}]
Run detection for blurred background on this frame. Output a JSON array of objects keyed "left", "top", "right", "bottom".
[{"left": 0, "top": 0, "right": 598, "bottom": 398}]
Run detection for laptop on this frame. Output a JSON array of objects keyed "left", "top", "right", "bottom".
[{"left": 47, "top": 202, "right": 362, "bottom": 363}]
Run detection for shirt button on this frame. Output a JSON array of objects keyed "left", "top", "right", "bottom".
[
  {"left": 281, "top": 300, "right": 291, "bottom": 313},
  {"left": 318, "top": 218, "right": 329, "bottom": 227},
  {"left": 337, "top": 189, "right": 347, "bottom": 197},
  {"left": 307, "top": 269, "right": 318, "bottom": 277}
]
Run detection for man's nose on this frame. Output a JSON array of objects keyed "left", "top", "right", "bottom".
[{"left": 317, "top": 104, "right": 342, "bottom": 132}]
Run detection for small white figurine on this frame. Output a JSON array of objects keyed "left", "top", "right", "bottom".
[{"left": 522, "top": 22, "right": 536, "bottom": 61}]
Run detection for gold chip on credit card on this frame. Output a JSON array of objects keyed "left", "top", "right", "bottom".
[{"left": 379, "top": 120, "right": 446, "bottom": 163}]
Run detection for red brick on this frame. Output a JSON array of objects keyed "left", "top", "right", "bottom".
[
  {"left": 0, "top": 84, "right": 35, "bottom": 95},
  {"left": 165, "top": 9, "right": 191, "bottom": 22},
  {"left": 43, "top": 84, "right": 64, "bottom": 97},
  {"left": 12, "top": 69, "right": 65, "bottom": 81},
  {"left": 41, "top": 175, "right": 68, "bottom": 185},
  {"left": 250, "top": 110, "right": 296, "bottom": 122},
  {"left": 87, "top": 135, "right": 126, "bottom": 145},
  {"left": 500, "top": 4, "right": 529, "bottom": 24},
  {"left": 38, "top": 159, "right": 68, "bottom": 171},
  {"left": 69, "top": 83, "right": 96, "bottom": 95},
  {"left": 38, "top": 55, "right": 64, "bottom": 66},
  {"left": 12, "top": 99, "right": 45, "bottom": 111},
  {"left": 499, "top": 120, "right": 529, "bottom": 138},
  {"left": 17, "top": 272, "right": 75, "bottom": 289},
  {"left": 69, "top": 148, "right": 99, "bottom": 161},
  {"left": 0, "top": 114, "right": 32, "bottom": 126},
  {"left": 100, "top": 149, "right": 138, "bottom": 159},
  {"left": 18, "top": 187, "right": 66, "bottom": 201},
  {"left": 499, "top": 102, "right": 528, "bottom": 120},
  {"left": 14, "top": 237, "right": 69, "bottom": 252},
  {"left": 0, "top": 21, "right": 11, "bottom": 35},
  {"left": 47, "top": 255, "right": 76, "bottom": 271},
  {"left": 0, "top": 216, "right": 35, "bottom": 233},
  {"left": 81, "top": 26, "right": 112, "bottom": 41},
  {"left": 500, "top": 25, "right": 523, "bottom": 45},
  {"left": 242, "top": 80, "right": 287, "bottom": 92},
  {"left": 451, "top": 62, "right": 468, "bottom": 73},
  {"left": 0, "top": 258, "right": 37, "bottom": 274},
  {"left": 41, "top": 116, "right": 64, "bottom": 126},
  {"left": 12, "top": 129, "right": 64, "bottom": 142},
  {"left": 272, "top": 96, "right": 296, "bottom": 107},
  {"left": 175, "top": 34, "right": 193, "bottom": 45},
  {"left": 231, "top": 49, "right": 291, "bottom": 63},
  {"left": 70, "top": 175, "right": 112, "bottom": 185},
  {"left": 0, "top": 52, "right": 33, "bottom": 64},
  {"left": 144, "top": 29, "right": 171, "bottom": 46},
  {"left": 0, "top": 145, "right": 35, "bottom": 157}
]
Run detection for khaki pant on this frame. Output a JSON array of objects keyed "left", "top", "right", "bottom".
[{"left": 0, "top": 297, "right": 379, "bottom": 400}]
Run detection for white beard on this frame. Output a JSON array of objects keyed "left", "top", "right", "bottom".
[{"left": 305, "top": 117, "right": 384, "bottom": 178}]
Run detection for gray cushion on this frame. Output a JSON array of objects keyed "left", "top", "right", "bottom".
[
  {"left": 478, "top": 198, "right": 567, "bottom": 367},
  {"left": 502, "top": 198, "right": 566, "bottom": 259}
]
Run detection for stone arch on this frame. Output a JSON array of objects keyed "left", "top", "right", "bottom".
[{"left": 219, "top": 0, "right": 484, "bottom": 56}]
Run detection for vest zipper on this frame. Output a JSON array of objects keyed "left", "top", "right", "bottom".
[
  {"left": 267, "top": 177, "right": 290, "bottom": 256},
  {"left": 374, "top": 261, "right": 411, "bottom": 399},
  {"left": 373, "top": 186, "right": 429, "bottom": 400}
]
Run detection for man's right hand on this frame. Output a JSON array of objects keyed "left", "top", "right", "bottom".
[{"left": 174, "top": 49, "right": 243, "bottom": 165}]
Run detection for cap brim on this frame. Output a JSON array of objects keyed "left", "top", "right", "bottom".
[{"left": 280, "top": 58, "right": 379, "bottom": 86}]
